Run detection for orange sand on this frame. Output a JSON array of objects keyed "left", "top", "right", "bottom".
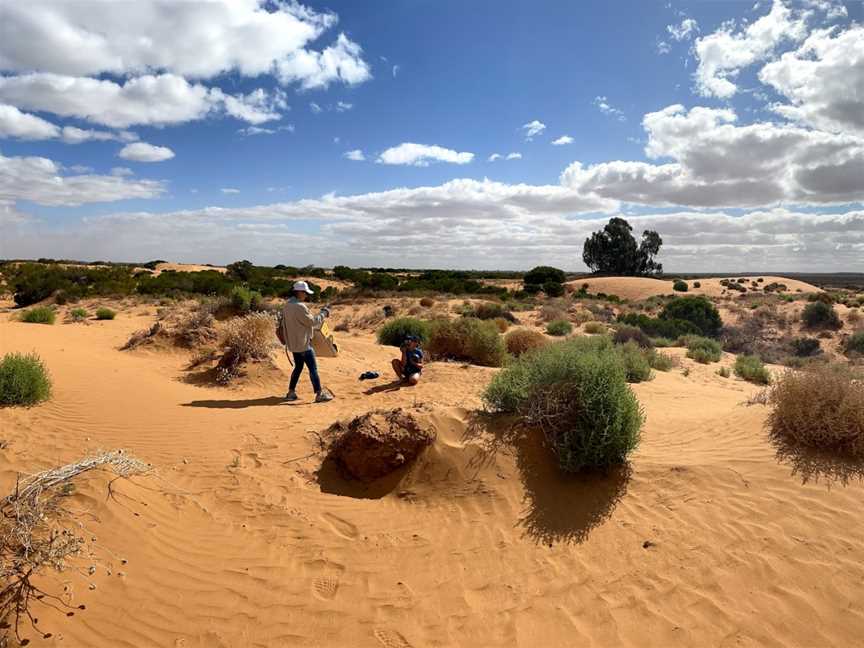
[{"left": 2, "top": 299, "right": 863, "bottom": 647}]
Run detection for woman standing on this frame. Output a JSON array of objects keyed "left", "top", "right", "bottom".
[{"left": 280, "top": 281, "right": 334, "bottom": 403}]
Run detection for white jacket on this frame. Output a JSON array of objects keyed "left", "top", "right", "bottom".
[{"left": 281, "top": 298, "right": 325, "bottom": 353}]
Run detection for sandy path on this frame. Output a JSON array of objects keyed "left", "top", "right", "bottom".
[{"left": 2, "top": 312, "right": 863, "bottom": 647}]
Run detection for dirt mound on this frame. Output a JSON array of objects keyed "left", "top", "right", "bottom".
[
  {"left": 122, "top": 311, "right": 218, "bottom": 351},
  {"left": 326, "top": 409, "right": 436, "bottom": 482}
]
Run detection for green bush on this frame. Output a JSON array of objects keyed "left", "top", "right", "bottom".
[
  {"left": 717, "top": 366, "right": 731, "bottom": 378},
  {"left": 376, "top": 317, "right": 431, "bottom": 347},
  {"left": 693, "top": 281, "right": 701, "bottom": 288},
  {"left": 661, "top": 296, "right": 722, "bottom": 337},
  {"left": 0, "top": 352, "right": 52, "bottom": 406},
  {"left": 616, "top": 341, "right": 653, "bottom": 382},
  {"left": 69, "top": 307, "right": 88, "bottom": 322},
  {"left": 482, "top": 337, "right": 643, "bottom": 472},
  {"left": 230, "top": 285, "right": 252, "bottom": 313},
  {"left": 474, "top": 302, "right": 515, "bottom": 322},
  {"left": 20, "top": 306, "right": 56, "bottom": 324},
  {"left": 846, "top": 331, "right": 864, "bottom": 357},
  {"left": 648, "top": 350, "right": 677, "bottom": 371},
  {"left": 790, "top": 337, "right": 821, "bottom": 357},
  {"left": 651, "top": 337, "right": 676, "bottom": 347},
  {"left": 801, "top": 301, "right": 841, "bottom": 330},
  {"left": 673, "top": 279, "right": 688, "bottom": 292},
  {"left": 542, "top": 280, "right": 565, "bottom": 297},
  {"left": 504, "top": 328, "right": 547, "bottom": 357},
  {"left": 612, "top": 324, "right": 652, "bottom": 348},
  {"left": 546, "top": 319, "right": 572, "bottom": 336},
  {"left": 95, "top": 307, "right": 116, "bottom": 320},
  {"left": 427, "top": 318, "right": 505, "bottom": 367},
  {"left": 584, "top": 321, "right": 606, "bottom": 334},
  {"left": 683, "top": 335, "right": 722, "bottom": 363},
  {"left": 734, "top": 355, "right": 771, "bottom": 384},
  {"left": 617, "top": 312, "right": 699, "bottom": 339}
]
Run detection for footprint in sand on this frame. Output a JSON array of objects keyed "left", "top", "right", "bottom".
[
  {"left": 321, "top": 512, "right": 358, "bottom": 540},
  {"left": 312, "top": 575, "right": 340, "bottom": 600},
  {"left": 374, "top": 628, "right": 413, "bottom": 648}
]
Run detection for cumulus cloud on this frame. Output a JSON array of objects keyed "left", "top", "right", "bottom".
[
  {"left": 275, "top": 33, "right": 371, "bottom": 90},
  {"left": 118, "top": 142, "right": 175, "bottom": 163},
  {"left": 521, "top": 120, "right": 546, "bottom": 140},
  {"left": 552, "top": 135, "right": 574, "bottom": 146},
  {"left": 667, "top": 18, "right": 698, "bottom": 41},
  {"left": 0, "top": 103, "right": 59, "bottom": 139},
  {"left": 344, "top": 149, "right": 365, "bottom": 161},
  {"left": 336, "top": 101, "right": 353, "bottom": 112},
  {"left": 489, "top": 152, "right": 521, "bottom": 161},
  {"left": 693, "top": 0, "right": 809, "bottom": 98},
  {"left": 377, "top": 143, "right": 474, "bottom": 166},
  {"left": 506, "top": 152, "right": 522, "bottom": 160},
  {"left": 561, "top": 103, "right": 864, "bottom": 207},
  {"left": 0, "top": 150, "right": 164, "bottom": 206},
  {"left": 594, "top": 96, "right": 625, "bottom": 121},
  {"left": 759, "top": 25, "right": 864, "bottom": 136}
]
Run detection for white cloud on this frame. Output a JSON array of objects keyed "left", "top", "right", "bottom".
[
  {"left": 111, "top": 167, "right": 134, "bottom": 177},
  {"left": 657, "top": 40, "right": 671, "bottom": 55},
  {"left": 238, "top": 124, "right": 294, "bottom": 137},
  {"left": 759, "top": 25, "right": 864, "bottom": 136},
  {"left": 0, "top": 103, "right": 59, "bottom": 139},
  {"left": 221, "top": 188, "right": 240, "bottom": 194},
  {"left": 506, "top": 152, "right": 522, "bottom": 160},
  {"left": 521, "top": 120, "right": 546, "bottom": 140},
  {"left": 118, "top": 142, "right": 175, "bottom": 163},
  {"left": 344, "top": 149, "right": 365, "bottom": 161},
  {"left": 377, "top": 143, "right": 474, "bottom": 166},
  {"left": 310, "top": 102, "right": 323, "bottom": 114},
  {"left": 0, "top": 1, "right": 367, "bottom": 89},
  {"left": 217, "top": 88, "right": 286, "bottom": 125},
  {"left": 561, "top": 103, "right": 864, "bottom": 207},
  {"left": 0, "top": 150, "right": 164, "bottom": 206},
  {"left": 594, "top": 96, "right": 625, "bottom": 121},
  {"left": 693, "top": 0, "right": 809, "bottom": 98},
  {"left": 335, "top": 101, "right": 353, "bottom": 112},
  {"left": 552, "top": 135, "right": 574, "bottom": 146},
  {"left": 667, "top": 18, "right": 698, "bottom": 41},
  {"left": 392, "top": 65, "right": 400, "bottom": 78},
  {"left": 488, "top": 154, "right": 502, "bottom": 162},
  {"left": 61, "top": 126, "right": 133, "bottom": 144}
]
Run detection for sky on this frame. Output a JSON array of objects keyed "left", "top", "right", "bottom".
[{"left": 0, "top": 0, "right": 862, "bottom": 271}]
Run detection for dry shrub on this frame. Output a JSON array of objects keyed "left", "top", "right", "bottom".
[
  {"left": 408, "top": 306, "right": 423, "bottom": 316},
  {"left": 570, "top": 308, "right": 594, "bottom": 324},
  {"left": 539, "top": 305, "right": 566, "bottom": 323},
  {"left": 419, "top": 297, "right": 435, "bottom": 308},
  {"left": 333, "top": 320, "right": 350, "bottom": 332},
  {"left": 122, "top": 309, "right": 217, "bottom": 351},
  {"left": 848, "top": 309, "right": 860, "bottom": 325},
  {"left": 216, "top": 312, "right": 275, "bottom": 383},
  {"left": 613, "top": 325, "right": 652, "bottom": 348},
  {"left": 493, "top": 317, "right": 510, "bottom": 333},
  {"left": 1, "top": 451, "right": 148, "bottom": 644},
  {"left": 505, "top": 328, "right": 547, "bottom": 357},
  {"left": 427, "top": 318, "right": 506, "bottom": 367},
  {"left": 766, "top": 365, "right": 864, "bottom": 457},
  {"left": 584, "top": 321, "right": 606, "bottom": 335}
]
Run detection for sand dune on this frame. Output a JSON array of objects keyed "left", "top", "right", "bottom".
[
  {"left": 2, "top": 303, "right": 863, "bottom": 647},
  {"left": 569, "top": 275, "right": 822, "bottom": 301}
]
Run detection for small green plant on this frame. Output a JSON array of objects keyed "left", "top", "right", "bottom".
[
  {"left": 683, "top": 335, "right": 722, "bottom": 363},
  {"left": 376, "top": 317, "right": 431, "bottom": 347},
  {"left": 230, "top": 285, "right": 252, "bottom": 313},
  {"left": 546, "top": 319, "right": 572, "bottom": 336},
  {"left": 483, "top": 337, "right": 643, "bottom": 472},
  {"left": 95, "top": 307, "right": 116, "bottom": 320},
  {"left": 801, "top": 301, "right": 841, "bottom": 330},
  {"left": 846, "top": 330, "right": 864, "bottom": 357},
  {"left": 69, "top": 307, "right": 88, "bottom": 322},
  {"left": 0, "top": 352, "right": 52, "bottom": 405},
  {"left": 20, "top": 306, "right": 56, "bottom": 324},
  {"left": 616, "top": 341, "right": 653, "bottom": 382},
  {"left": 682, "top": 366, "right": 690, "bottom": 377},
  {"left": 717, "top": 366, "right": 731, "bottom": 378},
  {"left": 673, "top": 279, "right": 688, "bottom": 292},
  {"left": 650, "top": 337, "right": 676, "bottom": 348},
  {"left": 734, "top": 355, "right": 771, "bottom": 384},
  {"left": 648, "top": 350, "right": 677, "bottom": 372},
  {"left": 584, "top": 321, "right": 606, "bottom": 334}
]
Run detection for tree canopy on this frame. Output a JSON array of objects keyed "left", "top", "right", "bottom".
[{"left": 582, "top": 218, "right": 663, "bottom": 275}]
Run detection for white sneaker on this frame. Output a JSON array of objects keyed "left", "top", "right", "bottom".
[{"left": 314, "top": 388, "right": 334, "bottom": 403}]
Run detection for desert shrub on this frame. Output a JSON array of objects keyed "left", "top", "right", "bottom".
[
  {"left": 661, "top": 296, "right": 722, "bottom": 337},
  {"left": 230, "top": 285, "right": 252, "bottom": 313},
  {"left": 482, "top": 337, "right": 643, "bottom": 472},
  {"left": 791, "top": 337, "right": 821, "bottom": 357},
  {"left": 648, "top": 350, "right": 677, "bottom": 371},
  {"left": 717, "top": 366, "right": 731, "bottom": 378},
  {"left": 95, "top": 307, "right": 116, "bottom": 320},
  {"left": 571, "top": 308, "right": 594, "bottom": 324},
  {"left": 617, "top": 312, "right": 699, "bottom": 339},
  {"left": 0, "top": 352, "right": 52, "bottom": 405},
  {"left": 474, "top": 302, "right": 515, "bottom": 322},
  {"left": 492, "top": 317, "right": 511, "bottom": 333},
  {"left": 766, "top": 365, "right": 864, "bottom": 457},
  {"left": 616, "top": 341, "right": 653, "bottom": 383},
  {"left": 546, "top": 319, "right": 572, "bottom": 336},
  {"left": 846, "top": 330, "right": 864, "bottom": 357},
  {"left": 848, "top": 309, "right": 860, "bottom": 324},
  {"left": 419, "top": 297, "right": 435, "bottom": 308},
  {"left": 734, "top": 355, "right": 771, "bottom": 384},
  {"left": 216, "top": 312, "right": 275, "bottom": 383},
  {"left": 20, "top": 306, "right": 55, "bottom": 324},
  {"left": 504, "top": 328, "right": 547, "bottom": 357},
  {"left": 612, "top": 325, "right": 652, "bottom": 348},
  {"left": 376, "top": 317, "right": 431, "bottom": 347},
  {"left": 542, "top": 280, "right": 565, "bottom": 297},
  {"left": 69, "top": 307, "right": 88, "bottom": 322},
  {"left": 802, "top": 301, "right": 841, "bottom": 330},
  {"left": 673, "top": 279, "right": 688, "bottom": 292},
  {"left": 249, "top": 290, "right": 265, "bottom": 312},
  {"left": 651, "top": 337, "right": 676, "bottom": 347},
  {"left": 427, "top": 318, "right": 505, "bottom": 367},
  {"left": 807, "top": 292, "right": 834, "bottom": 304},
  {"left": 539, "top": 304, "right": 567, "bottom": 322},
  {"left": 693, "top": 281, "right": 701, "bottom": 288},
  {"left": 584, "top": 321, "right": 606, "bottom": 334},
  {"left": 683, "top": 335, "right": 722, "bottom": 363}
]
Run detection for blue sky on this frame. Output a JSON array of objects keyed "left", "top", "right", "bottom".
[{"left": 1, "top": 0, "right": 862, "bottom": 270}]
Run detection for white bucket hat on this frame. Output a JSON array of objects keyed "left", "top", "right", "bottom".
[{"left": 292, "top": 280, "right": 314, "bottom": 294}]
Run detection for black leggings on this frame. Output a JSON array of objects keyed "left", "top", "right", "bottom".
[{"left": 289, "top": 349, "right": 321, "bottom": 393}]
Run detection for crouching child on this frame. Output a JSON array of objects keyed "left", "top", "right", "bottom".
[{"left": 392, "top": 335, "right": 424, "bottom": 385}]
